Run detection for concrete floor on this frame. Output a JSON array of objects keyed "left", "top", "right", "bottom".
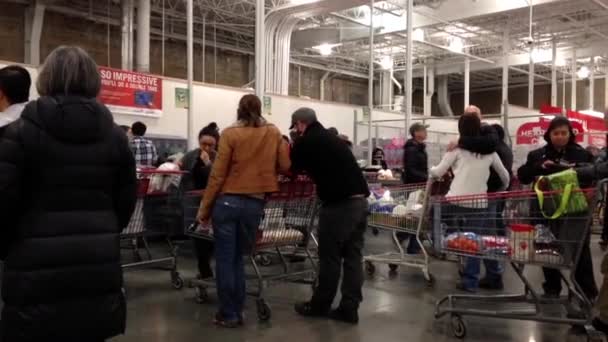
[{"left": 112, "top": 231, "right": 606, "bottom": 342}]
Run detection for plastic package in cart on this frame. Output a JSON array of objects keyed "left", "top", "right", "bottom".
[
  {"left": 445, "top": 232, "right": 481, "bottom": 254},
  {"left": 481, "top": 236, "right": 511, "bottom": 257}
]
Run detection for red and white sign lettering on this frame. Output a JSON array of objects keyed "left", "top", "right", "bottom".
[
  {"left": 516, "top": 119, "right": 584, "bottom": 145},
  {"left": 98, "top": 67, "right": 163, "bottom": 117}
]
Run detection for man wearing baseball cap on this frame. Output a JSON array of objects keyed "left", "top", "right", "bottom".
[
  {"left": 394, "top": 122, "right": 430, "bottom": 258},
  {"left": 289, "top": 107, "right": 369, "bottom": 324}
]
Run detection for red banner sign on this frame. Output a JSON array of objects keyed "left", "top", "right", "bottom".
[
  {"left": 516, "top": 119, "right": 584, "bottom": 145},
  {"left": 98, "top": 67, "right": 163, "bottom": 117}
]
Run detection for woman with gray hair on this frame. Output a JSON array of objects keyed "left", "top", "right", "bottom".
[{"left": 0, "top": 46, "right": 137, "bottom": 341}]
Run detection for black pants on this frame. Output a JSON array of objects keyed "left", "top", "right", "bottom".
[
  {"left": 311, "top": 198, "right": 368, "bottom": 311},
  {"left": 543, "top": 238, "right": 597, "bottom": 299},
  {"left": 603, "top": 193, "right": 608, "bottom": 241},
  {"left": 543, "top": 214, "right": 598, "bottom": 300},
  {"left": 193, "top": 238, "right": 214, "bottom": 279}
]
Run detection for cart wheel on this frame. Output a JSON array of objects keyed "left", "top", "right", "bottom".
[
  {"left": 256, "top": 299, "right": 272, "bottom": 321},
  {"left": 259, "top": 254, "right": 272, "bottom": 267},
  {"left": 194, "top": 286, "right": 209, "bottom": 304},
  {"left": 365, "top": 261, "right": 376, "bottom": 276},
  {"left": 171, "top": 273, "right": 184, "bottom": 290},
  {"left": 450, "top": 314, "right": 466, "bottom": 339}
]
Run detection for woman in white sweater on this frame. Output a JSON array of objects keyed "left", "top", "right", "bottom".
[{"left": 430, "top": 114, "right": 510, "bottom": 291}]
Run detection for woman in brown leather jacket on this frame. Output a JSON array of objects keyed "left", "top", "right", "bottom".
[{"left": 197, "top": 94, "right": 290, "bottom": 327}]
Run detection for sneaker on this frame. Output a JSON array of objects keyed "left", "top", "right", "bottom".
[
  {"left": 479, "top": 277, "right": 504, "bottom": 290},
  {"left": 329, "top": 307, "right": 359, "bottom": 324},
  {"left": 593, "top": 318, "right": 608, "bottom": 335},
  {"left": 294, "top": 301, "right": 329, "bottom": 318},
  {"left": 213, "top": 312, "right": 239, "bottom": 328}
]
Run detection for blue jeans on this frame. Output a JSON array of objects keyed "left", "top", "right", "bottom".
[
  {"left": 462, "top": 201, "right": 504, "bottom": 290},
  {"left": 212, "top": 195, "right": 265, "bottom": 321}
]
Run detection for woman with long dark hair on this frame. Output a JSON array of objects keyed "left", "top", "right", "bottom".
[
  {"left": 518, "top": 116, "right": 597, "bottom": 301},
  {"left": 430, "top": 113, "right": 510, "bottom": 292},
  {"left": 181, "top": 123, "right": 220, "bottom": 280},
  {"left": 197, "top": 94, "right": 290, "bottom": 327}
]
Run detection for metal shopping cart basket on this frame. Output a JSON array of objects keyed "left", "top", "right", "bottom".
[
  {"left": 365, "top": 178, "right": 450, "bottom": 286},
  {"left": 183, "top": 177, "right": 319, "bottom": 321},
  {"left": 365, "top": 180, "right": 435, "bottom": 285},
  {"left": 121, "top": 169, "right": 186, "bottom": 290},
  {"left": 433, "top": 182, "right": 604, "bottom": 341}
]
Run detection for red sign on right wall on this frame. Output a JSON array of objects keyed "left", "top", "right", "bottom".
[{"left": 516, "top": 119, "right": 584, "bottom": 145}]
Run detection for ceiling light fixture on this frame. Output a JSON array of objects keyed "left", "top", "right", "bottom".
[
  {"left": 379, "top": 55, "right": 393, "bottom": 70},
  {"left": 530, "top": 48, "right": 551, "bottom": 63},
  {"left": 314, "top": 43, "right": 335, "bottom": 56},
  {"left": 448, "top": 37, "right": 464, "bottom": 53},
  {"left": 413, "top": 28, "right": 425, "bottom": 42},
  {"left": 577, "top": 66, "right": 590, "bottom": 79}
]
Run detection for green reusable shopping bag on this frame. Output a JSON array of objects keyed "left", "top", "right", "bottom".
[{"left": 533, "top": 169, "right": 589, "bottom": 219}]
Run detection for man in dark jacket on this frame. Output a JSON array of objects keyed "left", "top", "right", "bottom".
[
  {"left": 0, "top": 46, "right": 137, "bottom": 342},
  {"left": 396, "top": 122, "right": 429, "bottom": 256},
  {"left": 290, "top": 108, "right": 370, "bottom": 324},
  {"left": 402, "top": 122, "right": 429, "bottom": 184}
]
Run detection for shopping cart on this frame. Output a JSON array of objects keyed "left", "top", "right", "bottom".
[
  {"left": 365, "top": 180, "right": 435, "bottom": 285},
  {"left": 433, "top": 183, "right": 604, "bottom": 341},
  {"left": 184, "top": 177, "right": 319, "bottom": 321},
  {"left": 121, "top": 169, "right": 185, "bottom": 290}
]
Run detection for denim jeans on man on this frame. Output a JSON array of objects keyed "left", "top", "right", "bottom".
[
  {"left": 461, "top": 201, "right": 504, "bottom": 290},
  {"left": 310, "top": 198, "right": 368, "bottom": 311},
  {"left": 212, "top": 195, "right": 265, "bottom": 321}
]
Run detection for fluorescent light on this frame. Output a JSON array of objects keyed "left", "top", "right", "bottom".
[
  {"left": 448, "top": 37, "right": 464, "bottom": 52},
  {"left": 379, "top": 55, "right": 393, "bottom": 70},
  {"left": 314, "top": 43, "right": 334, "bottom": 56},
  {"left": 531, "top": 48, "right": 552, "bottom": 63},
  {"left": 413, "top": 28, "right": 425, "bottom": 42},
  {"left": 577, "top": 66, "right": 590, "bottom": 79}
]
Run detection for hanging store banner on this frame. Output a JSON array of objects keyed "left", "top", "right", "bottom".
[
  {"left": 98, "top": 67, "right": 163, "bottom": 117},
  {"left": 516, "top": 119, "right": 584, "bottom": 145}
]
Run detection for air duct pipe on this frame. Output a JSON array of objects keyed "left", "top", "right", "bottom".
[
  {"left": 437, "top": 75, "right": 454, "bottom": 116},
  {"left": 320, "top": 71, "right": 331, "bottom": 101},
  {"left": 136, "top": 0, "right": 151, "bottom": 72}
]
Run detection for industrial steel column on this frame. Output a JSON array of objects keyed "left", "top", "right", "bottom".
[
  {"left": 255, "top": 0, "right": 265, "bottom": 97},
  {"left": 405, "top": 0, "right": 413, "bottom": 132},
  {"left": 464, "top": 57, "right": 470, "bottom": 110},
  {"left": 571, "top": 49, "right": 577, "bottom": 110},
  {"left": 24, "top": 1, "right": 45, "bottom": 65},
  {"left": 136, "top": 0, "right": 150, "bottom": 72},
  {"left": 367, "top": 0, "right": 374, "bottom": 166},
  {"left": 186, "top": 0, "right": 194, "bottom": 148},
  {"left": 605, "top": 72, "right": 608, "bottom": 110},
  {"left": 528, "top": 51, "right": 534, "bottom": 109},
  {"left": 122, "top": 0, "right": 134, "bottom": 70},
  {"left": 501, "top": 28, "right": 509, "bottom": 129},
  {"left": 424, "top": 65, "right": 434, "bottom": 117},
  {"left": 551, "top": 39, "right": 557, "bottom": 106},
  {"left": 590, "top": 59, "right": 595, "bottom": 111}
]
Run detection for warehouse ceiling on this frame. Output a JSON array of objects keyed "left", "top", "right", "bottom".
[{"left": 14, "top": 0, "right": 608, "bottom": 90}]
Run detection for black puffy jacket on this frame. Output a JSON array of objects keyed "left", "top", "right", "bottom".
[
  {"left": 0, "top": 96, "right": 137, "bottom": 342},
  {"left": 402, "top": 138, "right": 428, "bottom": 184},
  {"left": 517, "top": 143, "right": 593, "bottom": 187}
]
